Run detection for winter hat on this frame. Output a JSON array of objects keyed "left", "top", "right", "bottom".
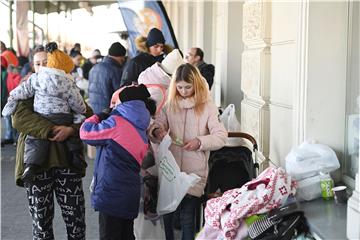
[
  {"left": 119, "top": 84, "right": 151, "bottom": 103},
  {"left": 146, "top": 28, "right": 165, "bottom": 47},
  {"left": 46, "top": 42, "right": 74, "bottom": 74},
  {"left": 160, "top": 49, "right": 184, "bottom": 75},
  {"left": 108, "top": 42, "right": 126, "bottom": 57},
  {"left": 117, "top": 84, "right": 157, "bottom": 115}
]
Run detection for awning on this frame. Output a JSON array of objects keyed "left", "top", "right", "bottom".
[{"left": 32, "top": 1, "right": 116, "bottom": 14}]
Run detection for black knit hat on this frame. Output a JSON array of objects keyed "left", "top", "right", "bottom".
[
  {"left": 119, "top": 84, "right": 156, "bottom": 115},
  {"left": 146, "top": 28, "right": 165, "bottom": 47},
  {"left": 119, "top": 84, "right": 150, "bottom": 103},
  {"left": 108, "top": 42, "right": 126, "bottom": 56}
]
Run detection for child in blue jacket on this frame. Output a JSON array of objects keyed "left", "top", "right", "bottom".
[{"left": 80, "top": 84, "right": 156, "bottom": 240}]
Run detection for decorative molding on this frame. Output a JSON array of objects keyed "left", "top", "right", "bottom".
[
  {"left": 241, "top": 101, "right": 260, "bottom": 144},
  {"left": 242, "top": 1, "right": 271, "bottom": 46},
  {"left": 269, "top": 100, "right": 293, "bottom": 109},
  {"left": 260, "top": 105, "right": 270, "bottom": 156},
  {"left": 271, "top": 40, "right": 296, "bottom": 46},
  {"left": 241, "top": 0, "right": 272, "bottom": 173},
  {"left": 241, "top": 47, "right": 270, "bottom": 99},
  {"left": 241, "top": 100, "right": 270, "bottom": 157},
  {"left": 242, "top": 95, "right": 267, "bottom": 107},
  {"left": 293, "top": 0, "right": 309, "bottom": 146},
  {"left": 242, "top": 50, "right": 260, "bottom": 97},
  {"left": 257, "top": 151, "right": 269, "bottom": 173}
]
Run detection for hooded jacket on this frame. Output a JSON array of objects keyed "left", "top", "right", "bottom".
[
  {"left": 2, "top": 67, "right": 86, "bottom": 117},
  {"left": 149, "top": 98, "right": 227, "bottom": 197},
  {"left": 80, "top": 100, "right": 150, "bottom": 219},
  {"left": 138, "top": 62, "right": 171, "bottom": 114},
  {"left": 120, "top": 37, "right": 173, "bottom": 87},
  {"left": 88, "top": 56, "right": 124, "bottom": 114},
  {"left": 197, "top": 61, "right": 215, "bottom": 90},
  {"left": 198, "top": 61, "right": 215, "bottom": 90}
]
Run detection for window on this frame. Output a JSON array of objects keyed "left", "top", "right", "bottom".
[{"left": 344, "top": 1, "right": 359, "bottom": 187}]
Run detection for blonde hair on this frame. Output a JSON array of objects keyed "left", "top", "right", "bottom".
[{"left": 167, "top": 63, "right": 209, "bottom": 114}]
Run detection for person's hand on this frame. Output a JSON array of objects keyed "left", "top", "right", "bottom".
[
  {"left": 153, "top": 127, "right": 166, "bottom": 141},
  {"left": 49, "top": 126, "right": 74, "bottom": 142},
  {"left": 97, "top": 108, "right": 112, "bottom": 121},
  {"left": 183, "top": 138, "right": 201, "bottom": 151}
]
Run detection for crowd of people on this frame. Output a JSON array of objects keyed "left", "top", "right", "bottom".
[{"left": 0, "top": 28, "right": 222, "bottom": 240}]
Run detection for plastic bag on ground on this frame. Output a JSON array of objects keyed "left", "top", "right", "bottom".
[
  {"left": 219, "top": 104, "right": 245, "bottom": 147},
  {"left": 285, "top": 140, "right": 340, "bottom": 180},
  {"left": 156, "top": 135, "right": 200, "bottom": 215}
]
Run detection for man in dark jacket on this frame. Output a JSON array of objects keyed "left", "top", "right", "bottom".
[
  {"left": 120, "top": 28, "right": 172, "bottom": 87},
  {"left": 88, "top": 42, "right": 126, "bottom": 114},
  {"left": 185, "top": 47, "right": 215, "bottom": 89}
]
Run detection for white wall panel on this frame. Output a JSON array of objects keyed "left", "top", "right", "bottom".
[
  {"left": 270, "top": 44, "right": 296, "bottom": 106},
  {"left": 269, "top": 105, "right": 293, "bottom": 167}
]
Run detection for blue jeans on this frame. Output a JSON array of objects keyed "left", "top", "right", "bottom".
[
  {"left": 4, "top": 115, "right": 17, "bottom": 140},
  {"left": 163, "top": 195, "right": 200, "bottom": 240}
]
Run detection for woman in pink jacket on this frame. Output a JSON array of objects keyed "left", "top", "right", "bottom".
[{"left": 149, "top": 63, "right": 227, "bottom": 240}]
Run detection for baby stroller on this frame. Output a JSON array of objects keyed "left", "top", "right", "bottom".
[{"left": 195, "top": 131, "right": 259, "bottom": 231}]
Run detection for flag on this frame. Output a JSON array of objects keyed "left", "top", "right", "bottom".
[{"left": 118, "top": 0, "right": 178, "bottom": 58}]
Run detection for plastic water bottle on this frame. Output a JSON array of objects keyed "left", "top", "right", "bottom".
[{"left": 319, "top": 171, "right": 334, "bottom": 200}]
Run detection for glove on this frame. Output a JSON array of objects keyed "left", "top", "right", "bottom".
[{"left": 97, "top": 108, "right": 112, "bottom": 121}]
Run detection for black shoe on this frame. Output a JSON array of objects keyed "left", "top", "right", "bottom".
[{"left": 21, "top": 166, "right": 37, "bottom": 182}]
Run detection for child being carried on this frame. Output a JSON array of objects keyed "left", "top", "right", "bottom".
[{"left": 2, "top": 42, "right": 87, "bottom": 182}]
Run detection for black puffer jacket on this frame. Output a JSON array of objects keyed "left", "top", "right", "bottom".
[
  {"left": 88, "top": 56, "right": 124, "bottom": 114},
  {"left": 198, "top": 61, "right": 215, "bottom": 90},
  {"left": 120, "top": 52, "right": 161, "bottom": 87}
]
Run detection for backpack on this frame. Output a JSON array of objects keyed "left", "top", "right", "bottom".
[{"left": 249, "top": 203, "right": 310, "bottom": 240}]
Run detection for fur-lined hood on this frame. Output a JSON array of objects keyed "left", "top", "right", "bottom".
[{"left": 135, "top": 36, "right": 173, "bottom": 54}]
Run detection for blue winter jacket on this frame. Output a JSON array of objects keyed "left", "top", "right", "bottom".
[
  {"left": 88, "top": 56, "right": 124, "bottom": 114},
  {"left": 80, "top": 100, "right": 150, "bottom": 219}
]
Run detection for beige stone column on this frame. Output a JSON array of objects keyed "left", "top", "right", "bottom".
[{"left": 241, "top": 0, "right": 271, "bottom": 171}]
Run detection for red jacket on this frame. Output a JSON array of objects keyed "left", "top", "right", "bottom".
[{"left": 6, "top": 72, "right": 21, "bottom": 94}]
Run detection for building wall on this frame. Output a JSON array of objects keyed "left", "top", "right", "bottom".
[
  {"left": 164, "top": 1, "right": 244, "bottom": 112},
  {"left": 164, "top": 0, "right": 348, "bottom": 168},
  {"left": 165, "top": 0, "right": 358, "bottom": 236},
  {"left": 225, "top": 2, "right": 244, "bottom": 116},
  {"left": 269, "top": 2, "right": 300, "bottom": 167}
]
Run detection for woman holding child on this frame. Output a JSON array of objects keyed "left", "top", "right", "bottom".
[{"left": 11, "top": 43, "right": 92, "bottom": 240}]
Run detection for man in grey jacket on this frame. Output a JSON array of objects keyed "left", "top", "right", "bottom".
[{"left": 88, "top": 42, "right": 126, "bottom": 114}]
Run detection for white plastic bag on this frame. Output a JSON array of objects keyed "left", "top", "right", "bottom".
[
  {"left": 220, "top": 104, "right": 241, "bottom": 132},
  {"left": 285, "top": 141, "right": 340, "bottom": 180},
  {"left": 156, "top": 135, "right": 200, "bottom": 215},
  {"left": 296, "top": 175, "right": 322, "bottom": 201},
  {"left": 219, "top": 104, "right": 244, "bottom": 146}
]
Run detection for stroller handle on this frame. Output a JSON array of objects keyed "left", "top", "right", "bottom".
[{"left": 228, "top": 132, "right": 258, "bottom": 152}]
